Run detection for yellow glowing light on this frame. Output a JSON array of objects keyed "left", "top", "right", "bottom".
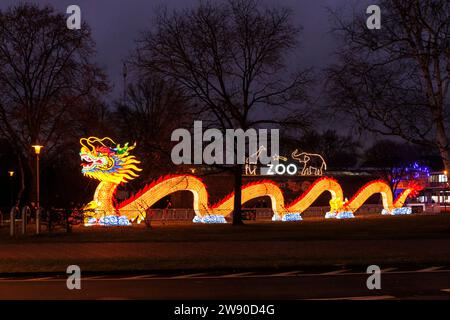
[
  {"left": 32, "top": 145, "right": 43, "bottom": 155},
  {"left": 287, "top": 177, "right": 343, "bottom": 212},
  {"left": 345, "top": 180, "right": 408, "bottom": 212},
  {"left": 8, "top": 171, "right": 14, "bottom": 177}
]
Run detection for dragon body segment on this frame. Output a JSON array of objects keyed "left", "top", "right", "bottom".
[{"left": 80, "top": 137, "right": 417, "bottom": 225}]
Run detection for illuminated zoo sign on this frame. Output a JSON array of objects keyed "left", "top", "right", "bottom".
[
  {"left": 245, "top": 148, "right": 327, "bottom": 176},
  {"left": 80, "top": 136, "right": 418, "bottom": 226}
]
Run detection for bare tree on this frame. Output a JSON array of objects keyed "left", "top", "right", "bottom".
[
  {"left": 113, "top": 75, "right": 194, "bottom": 179},
  {"left": 281, "top": 129, "right": 361, "bottom": 169},
  {"left": 133, "top": 0, "right": 312, "bottom": 224},
  {"left": 362, "top": 140, "right": 427, "bottom": 192},
  {"left": 0, "top": 4, "right": 107, "bottom": 205},
  {"left": 327, "top": 0, "right": 450, "bottom": 178}
]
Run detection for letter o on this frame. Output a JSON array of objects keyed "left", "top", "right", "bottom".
[
  {"left": 275, "top": 164, "right": 286, "bottom": 175},
  {"left": 286, "top": 164, "right": 297, "bottom": 175}
]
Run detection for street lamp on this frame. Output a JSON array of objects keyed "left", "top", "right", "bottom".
[
  {"left": 444, "top": 171, "right": 449, "bottom": 213},
  {"left": 32, "top": 145, "right": 43, "bottom": 234},
  {"left": 8, "top": 171, "right": 14, "bottom": 208}
]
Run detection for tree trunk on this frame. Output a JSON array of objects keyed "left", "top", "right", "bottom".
[{"left": 232, "top": 164, "right": 244, "bottom": 225}]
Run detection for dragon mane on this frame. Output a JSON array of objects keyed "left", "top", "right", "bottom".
[{"left": 80, "top": 136, "right": 142, "bottom": 184}]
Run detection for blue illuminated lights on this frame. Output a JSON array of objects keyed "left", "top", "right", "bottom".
[
  {"left": 85, "top": 217, "right": 97, "bottom": 226},
  {"left": 391, "top": 161, "right": 430, "bottom": 184},
  {"left": 382, "top": 207, "right": 413, "bottom": 215},
  {"left": 281, "top": 213, "right": 302, "bottom": 221},
  {"left": 85, "top": 216, "right": 131, "bottom": 226},
  {"left": 325, "top": 211, "right": 355, "bottom": 219},
  {"left": 336, "top": 211, "right": 355, "bottom": 219},
  {"left": 324, "top": 212, "right": 336, "bottom": 219},
  {"left": 271, "top": 214, "right": 282, "bottom": 221},
  {"left": 100, "top": 215, "right": 132, "bottom": 226},
  {"left": 192, "top": 215, "right": 227, "bottom": 223}
]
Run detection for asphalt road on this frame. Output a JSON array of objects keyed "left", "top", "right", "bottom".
[{"left": 1, "top": 267, "right": 450, "bottom": 300}]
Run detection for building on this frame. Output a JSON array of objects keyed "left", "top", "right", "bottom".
[{"left": 416, "top": 171, "right": 450, "bottom": 206}]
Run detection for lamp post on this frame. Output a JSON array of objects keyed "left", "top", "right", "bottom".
[
  {"left": 444, "top": 170, "right": 448, "bottom": 194},
  {"left": 8, "top": 171, "right": 14, "bottom": 208},
  {"left": 444, "top": 171, "right": 448, "bottom": 213},
  {"left": 32, "top": 145, "right": 43, "bottom": 234}
]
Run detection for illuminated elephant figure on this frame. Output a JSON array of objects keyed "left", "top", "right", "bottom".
[{"left": 292, "top": 150, "right": 327, "bottom": 176}]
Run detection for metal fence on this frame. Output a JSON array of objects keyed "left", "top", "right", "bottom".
[
  {"left": 0, "top": 206, "right": 71, "bottom": 236},
  {"left": 0, "top": 203, "right": 435, "bottom": 236},
  {"left": 142, "top": 204, "right": 389, "bottom": 221}
]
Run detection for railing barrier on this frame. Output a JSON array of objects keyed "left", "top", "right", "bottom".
[
  {"left": 1, "top": 203, "right": 441, "bottom": 236},
  {"left": 21, "top": 206, "right": 31, "bottom": 235},
  {"left": 9, "top": 206, "right": 20, "bottom": 236},
  {"left": 36, "top": 207, "right": 41, "bottom": 235}
]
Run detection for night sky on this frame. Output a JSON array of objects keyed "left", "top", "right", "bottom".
[{"left": 0, "top": 0, "right": 359, "bottom": 102}]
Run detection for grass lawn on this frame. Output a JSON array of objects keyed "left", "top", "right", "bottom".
[{"left": 0, "top": 213, "right": 449, "bottom": 273}]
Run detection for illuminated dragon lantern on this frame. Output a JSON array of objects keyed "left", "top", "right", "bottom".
[
  {"left": 80, "top": 137, "right": 142, "bottom": 225},
  {"left": 80, "top": 137, "right": 420, "bottom": 226}
]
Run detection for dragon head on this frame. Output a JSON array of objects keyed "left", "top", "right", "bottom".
[{"left": 80, "top": 137, "right": 142, "bottom": 184}]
